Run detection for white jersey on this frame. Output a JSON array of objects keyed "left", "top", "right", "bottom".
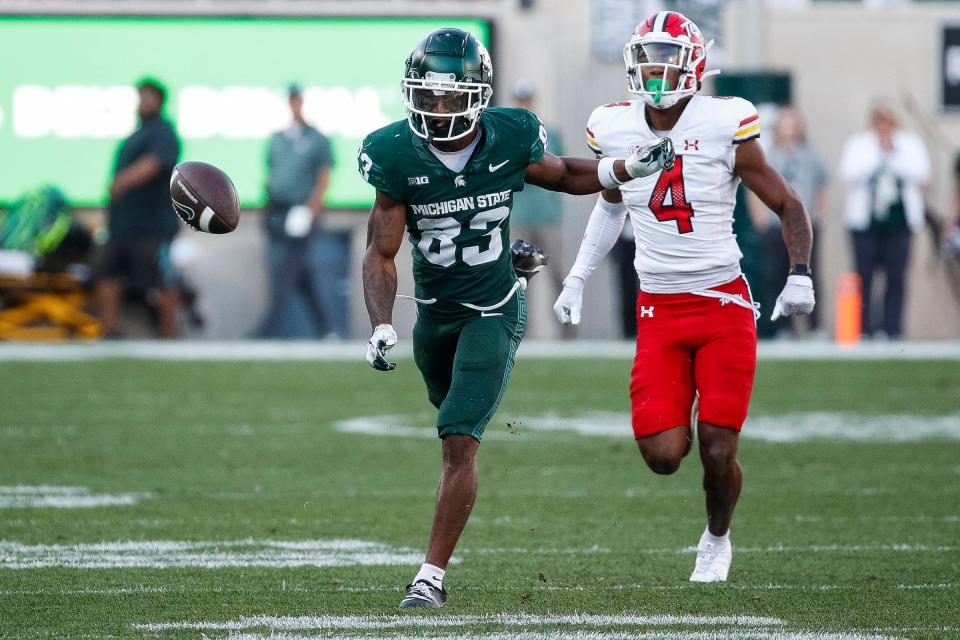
[{"left": 586, "top": 95, "right": 760, "bottom": 293}]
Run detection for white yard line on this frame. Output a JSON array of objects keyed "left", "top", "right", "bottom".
[
  {"left": 0, "top": 585, "right": 168, "bottom": 595},
  {"left": 131, "top": 614, "right": 908, "bottom": 640},
  {"left": 334, "top": 412, "right": 960, "bottom": 443},
  {"left": 132, "top": 613, "right": 786, "bottom": 632},
  {"left": 334, "top": 418, "right": 515, "bottom": 441},
  {"left": 463, "top": 545, "right": 610, "bottom": 555},
  {"left": 0, "top": 485, "right": 150, "bottom": 508},
  {"left": 463, "top": 543, "right": 953, "bottom": 556},
  {"left": 224, "top": 633, "right": 904, "bottom": 640},
  {"left": 644, "top": 544, "right": 955, "bottom": 555},
  {"left": 1, "top": 536, "right": 948, "bottom": 571},
  {"left": 2, "top": 339, "right": 958, "bottom": 361},
  {"left": 0, "top": 538, "right": 424, "bottom": 570}
]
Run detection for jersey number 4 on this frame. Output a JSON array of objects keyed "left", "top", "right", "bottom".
[{"left": 648, "top": 156, "right": 694, "bottom": 234}]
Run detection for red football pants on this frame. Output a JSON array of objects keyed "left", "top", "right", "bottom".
[{"left": 630, "top": 277, "right": 758, "bottom": 439}]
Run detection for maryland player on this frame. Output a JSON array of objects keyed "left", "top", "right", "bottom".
[
  {"left": 554, "top": 12, "right": 815, "bottom": 581},
  {"left": 359, "top": 28, "right": 671, "bottom": 608}
]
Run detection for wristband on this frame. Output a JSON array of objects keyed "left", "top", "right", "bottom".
[{"left": 597, "top": 157, "right": 624, "bottom": 190}]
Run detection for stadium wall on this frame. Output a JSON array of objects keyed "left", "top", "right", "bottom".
[{"left": 17, "top": 0, "right": 958, "bottom": 339}]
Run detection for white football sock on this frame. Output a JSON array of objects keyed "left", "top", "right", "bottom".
[
  {"left": 701, "top": 526, "right": 730, "bottom": 545},
  {"left": 413, "top": 563, "right": 445, "bottom": 589}
]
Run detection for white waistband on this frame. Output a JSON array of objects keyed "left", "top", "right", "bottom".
[
  {"left": 460, "top": 281, "right": 522, "bottom": 311},
  {"left": 689, "top": 288, "right": 761, "bottom": 321},
  {"left": 395, "top": 280, "right": 522, "bottom": 312},
  {"left": 396, "top": 294, "right": 437, "bottom": 304}
]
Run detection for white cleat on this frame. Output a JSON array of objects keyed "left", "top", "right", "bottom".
[{"left": 689, "top": 527, "right": 732, "bottom": 582}]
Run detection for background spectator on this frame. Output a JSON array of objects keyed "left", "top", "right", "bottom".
[
  {"left": 509, "top": 81, "right": 566, "bottom": 337},
  {"left": 254, "top": 83, "right": 343, "bottom": 339},
  {"left": 942, "top": 153, "right": 960, "bottom": 301},
  {"left": 839, "top": 100, "right": 930, "bottom": 340},
  {"left": 748, "top": 106, "right": 827, "bottom": 339},
  {"left": 94, "top": 78, "right": 181, "bottom": 338}
]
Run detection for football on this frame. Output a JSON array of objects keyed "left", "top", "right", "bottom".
[{"left": 169, "top": 161, "right": 240, "bottom": 234}]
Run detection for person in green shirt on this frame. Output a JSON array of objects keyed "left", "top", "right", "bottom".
[
  {"left": 509, "top": 81, "right": 568, "bottom": 337},
  {"left": 358, "top": 27, "right": 671, "bottom": 608}
]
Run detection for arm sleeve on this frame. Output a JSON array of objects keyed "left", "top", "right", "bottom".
[{"left": 567, "top": 195, "right": 628, "bottom": 282}]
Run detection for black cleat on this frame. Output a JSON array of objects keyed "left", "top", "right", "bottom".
[{"left": 399, "top": 580, "right": 448, "bottom": 609}]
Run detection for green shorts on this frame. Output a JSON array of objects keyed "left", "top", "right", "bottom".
[{"left": 412, "top": 289, "right": 526, "bottom": 441}]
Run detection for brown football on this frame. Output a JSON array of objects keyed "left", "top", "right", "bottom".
[{"left": 169, "top": 161, "right": 240, "bottom": 234}]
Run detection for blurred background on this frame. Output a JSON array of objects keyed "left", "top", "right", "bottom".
[{"left": 1, "top": 0, "right": 958, "bottom": 343}]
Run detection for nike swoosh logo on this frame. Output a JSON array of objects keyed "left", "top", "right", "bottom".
[
  {"left": 488, "top": 160, "right": 509, "bottom": 172},
  {"left": 480, "top": 312, "right": 503, "bottom": 317}
]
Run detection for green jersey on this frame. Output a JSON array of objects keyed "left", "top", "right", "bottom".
[{"left": 358, "top": 107, "right": 547, "bottom": 309}]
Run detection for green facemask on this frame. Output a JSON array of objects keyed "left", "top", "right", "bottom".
[{"left": 645, "top": 77, "right": 672, "bottom": 105}]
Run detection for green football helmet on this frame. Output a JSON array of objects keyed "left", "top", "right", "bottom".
[{"left": 403, "top": 28, "right": 493, "bottom": 142}]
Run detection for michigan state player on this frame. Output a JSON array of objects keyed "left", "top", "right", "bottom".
[{"left": 359, "top": 27, "right": 672, "bottom": 608}]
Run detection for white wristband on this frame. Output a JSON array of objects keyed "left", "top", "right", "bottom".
[{"left": 597, "top": 157, "right": 624, "bottom": 190}]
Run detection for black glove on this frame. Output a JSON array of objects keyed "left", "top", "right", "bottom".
[{"left": 510, "top": 239, "right": 549, "bottom": 288}]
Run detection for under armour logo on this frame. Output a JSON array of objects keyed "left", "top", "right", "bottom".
[
  {"left": 639, "top": 306, "right": 654, "bottom": 318},
  {"left": 454, "top": 175, "right": 466, "bottom": 187},
  {"left": 684, "top": 139, "right": 699, "bottom": 151}
]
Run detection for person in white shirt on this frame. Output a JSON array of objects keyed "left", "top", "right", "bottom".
[
  {"left": 553, "top": 10, "right": 815, "bottom": 583},
  {"left": 839, "top": 101, "right": 930, "bottom": 339}
]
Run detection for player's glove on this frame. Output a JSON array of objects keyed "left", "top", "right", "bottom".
[
  {"left": 510, "top": 239, "right": 549, "bottom": 290},
  {"left": 366, "top": 323, "right": 398, "bottom": 371},
  {"left": 553, "top": 276, "right": 585, "bottom": 325},
  {"left": 771, "top": 275, "right": 815, "bottom": 321},
  {"left": 625, "top": 137, "right": 675, "bottom": 179}
]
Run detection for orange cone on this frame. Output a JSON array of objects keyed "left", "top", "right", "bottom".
[{"left": 835, "top": 273, "right": 862, "bottom": 344}]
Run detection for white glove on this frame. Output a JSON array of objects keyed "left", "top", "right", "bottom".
[
  {"left": 366, "top": 323, "right": 398, "bottom": 371},
  {"left": 625, "top": 137, "right": 675, "bottom": 179},
  {"left": 771, "top": 275, "right": 815, "bottom": 321},
  {"left": 553, "top": 276, "right": 585, "bottom": 325}
]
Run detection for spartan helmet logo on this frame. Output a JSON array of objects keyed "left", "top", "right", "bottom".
[{"left": 454, "top": 175, "right": 466, "bottom": 187}]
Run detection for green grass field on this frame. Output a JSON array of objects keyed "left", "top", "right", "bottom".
[{"left": 1, "top": 356, "right": 959, "bottom": 639}]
